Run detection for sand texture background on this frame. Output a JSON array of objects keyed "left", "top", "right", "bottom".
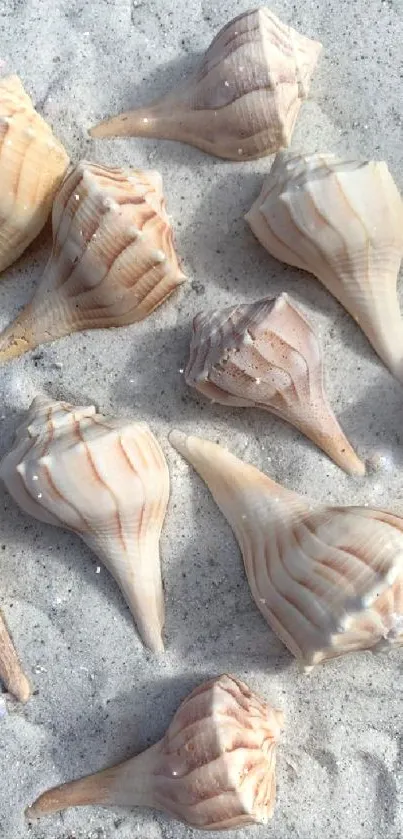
[{"left": 1, "top": 0, "right": 403, "bottom": 837}]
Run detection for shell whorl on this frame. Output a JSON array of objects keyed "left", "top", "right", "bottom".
[
  {"left": 154, "top": 674, "right": 283, "bottom": 828},
  {"left": 0, "top": 75, "right": 69, "bottom": 273},
  {"left": 0, "top": 397, "right": 170, "bottom": 652},
  {"left": 185, "top": 293, "right": 365, "bottom": 475},
  {"left": 42, "top": 161, "right": 185, "bottom": 324}
]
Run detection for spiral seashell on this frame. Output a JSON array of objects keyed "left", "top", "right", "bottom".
[
  {"left": 246, "top": 151, "right": 403, "bottom": 382},
  {"left": 0, "top": 396, "right": 170, "bottom": 652},
  {"left": 0, "top": 610, "right": 31, "bottom": 703},
  {"left": 90, "top": 8, "right": 322, "bottom": 161},
  {"left": 0, "top": 161, "right": 185, "bottom": 362},
  {"left": 0, "top": 75, "right": 69, "bottom": 273},
  {"left": 169, "top": 431, "right": 403, "bottom": 669},
  {"left": 27, "top": 674, "right": 283, "bottom": 829},
  {"left": 185, "top": 293, "right": 364, "bottom": 475}
]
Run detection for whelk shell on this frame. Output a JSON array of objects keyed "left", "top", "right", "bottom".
[
  {"left": 246, "top": 152, "right": 403, "bottom": 382},
  {"left": 0, "top": 397, "right": 170, "bottom": 653},
  {"left": 169, "top": 431, "right": 403, "bottom": 669},
  {"left": 27, "top": 674, "right": 283, "bottom": 829},
  {"left": 90, "top": 8, "right": 322, "bottom": 161},
  {"left": 0, "top": 609, "right": 31, "bottom": 703},
  {"left": 0, "top": 75, "right": 69, "bottom": 273},
  {"left": 185, "top": 293, "right": 364, "bottom": 475},
  {"left": 0, "top": 161, "right": 185, "bottom": 362}
]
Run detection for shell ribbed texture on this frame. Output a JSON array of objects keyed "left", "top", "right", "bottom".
[
  {"left": 185, "top": 293, "right": 365, "bottom": 475},
  {"left": 0, "top": 75, "right": 69, "bottom": 273},
  {"left": 0, "top": 397, "right": 170, "bottom": 652}
]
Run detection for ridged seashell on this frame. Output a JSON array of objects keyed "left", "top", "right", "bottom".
[
  {"left": 27, "top": 674, "right": 283, "bottom": 829},
  {"left": 246, "top": 152, "right": 403, "bottom": 382},
  {"left": 0, "top": 161, "right": 185, "bottom": 362},
  {"left": 90, "top": 8, "right": 322, "bottom": 161},
  {"left": 185, "top": 293, "right": 364, "bottom": 476},
  {"left": 0, "top": 396, "right": 170, "bottom": 652},
  {"left": 169, "top": 431, "right": 403, "bottom": 669},
  {"left": 0, "top": 75, "right": 69, "bottom": 273},
  {"left": 0, "top": 610, "right": 31, "bottom": 703}
]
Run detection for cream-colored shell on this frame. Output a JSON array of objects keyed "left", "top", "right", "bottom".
[
  {"left": 0, "top": 75, "right": 69, "bottom": 273},
  {"left": 27, "top": 674, "right": 283, "bottom": 829},
  {"left": 169, "top": 431, "right": 403, "bottom": 669},
  {"left": 0, "top": 161, "right": 185, "bottom": 362},
  {"left": 246, "top": 152, "right": 403, "bottom": 382},
  {"left": 185, "top": 293, "right": 364, "bottom": 475},
  {"left": 0, "top": 610, "right": 31, "bottom": 703},
  {"left": 0, "top": 397, "right": 169, "bottom": 652},
  {"left": 90, "top": 8, "right": 322, "bottom": 161}
]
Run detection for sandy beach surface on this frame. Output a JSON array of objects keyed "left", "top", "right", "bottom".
[{"left": 1, "top": 1, "right": 403, "bottom": 837}]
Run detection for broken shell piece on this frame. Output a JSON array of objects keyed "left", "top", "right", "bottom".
[
  {"left": 0, "top": 609, "right": 31, "bottom": 703},
  {"left": 169, "top": 431, "right": 403, "bottom": 669},
  {"left": 0, "top": 161, "right": 185, "bottom": 362},
  {"left": 90, "top": 8, "right": 322, "bottom": 161},
  {"left": 27, "top": 674, "right": 283, "bottom": 828},
  {"left": 185, "top": 293, "right": 364, "bottom": 475},
  {"left": 246, "top": 152, "right": 403, "bottom": 382},
  {"left": 0, "top": 396, "right": 170, "bottom": 652},
  {"left": 0, "top": 75, "right": 69, "bottom": 273}
]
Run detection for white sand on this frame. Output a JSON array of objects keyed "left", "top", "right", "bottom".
[{"left": 1, "top": 1, "right": 403, "bottom": 837}]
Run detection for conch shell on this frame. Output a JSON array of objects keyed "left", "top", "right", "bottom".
[
  {"left": 169, "top": 431, "right": 403, "bottom": 669},
  {"left": 185, "top": 293, "right": 364, "bottom": 475},
  {"left": 0, "top": 397, "right": 170, "bottom": 653},
  {"left": 0, "top": 161, "right": 185, "bottom": 362},
  {"left": 0, "top": 610, "right": 31, "bottom": 703},
  {"left": 90, "top": 8, "right": 322, "bottom": 161},
  {"left": 0, "top": 75, "right": 69, "bottom": 273},
  {"left": 246, "top": 152, "right": 403, "bottom": 382},
  {"left": 27, "top": 674, "right": 283, "bottom": 829}
]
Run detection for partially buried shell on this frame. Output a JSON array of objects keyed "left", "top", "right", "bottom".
[
  {"left": 170, "top": 431, "right": 403, "bottom": 669},
  {"left": 27, "top": 674, "right": 283, "bottom": 829},
  {"left": 0, "top": 396, "right": 170, "bottom": 653},
  {"left": 90, "top": 8, "right": 322, "bottom": 161},
  {"left": 0, "top": 161, "right": 185, "bottom": 362},
  {"left": 0, "top": 75, "right": 69, "bottom": 273},
  {"left": 0, "top": 609, "right": 31, "bottom": 703},
  {"left": 246, "top": 152, "right": 403, "bottom": 382},
  {"left": 185, "top": 293, "right": 365, "bottom": 475}
]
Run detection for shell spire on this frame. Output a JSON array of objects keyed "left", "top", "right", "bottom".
[
  {"left": 0, "top": 610, "right": 31, "bottom": 703},
  {"left": 246, "top": 152, "right": 403, "bottom": 382},
  {"left": 169, "top": 431, "right": 403, "bottom": 668},
  {"left": 0, "top": 397, "right": 170, "bottom": 652},
  {"left": 0, "top": 161, "right": 185, "bottom": 363},
  {"left": 27, "top": 674, "right": 283, "bottom": 829},
  {"left": 90, "top": 8, "right": 322, "bottom": 161},
  {"left": 185, "top": 293, "right": 365, "bottom": 475},
  {"left": 0, "top": 75, "right": 69, "bottom": 273}
]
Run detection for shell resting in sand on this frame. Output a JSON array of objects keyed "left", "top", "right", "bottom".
[{"left": 170, "top": 431, "right": 403, "bottom": 669}]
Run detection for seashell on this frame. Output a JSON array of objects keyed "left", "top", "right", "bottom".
[
  {"left": 0, "top": 161, "right": 185, "bottom": 362},
  {"left": 90, "top": 8, "right": 322, "bottom": 161},
  {"left": 0, "top": 609, "right": 31, "bottom": 703},
  {"left": 185, "top": 292, "right": 365, "bottom": 476},
  {"left": 26, "top": 673, "right": 283, "bottom": 828},
  {"left": 169, "top": 431, "right": 403, "bottom": 669},
  {"left": 0, "top": 396, "right": 170, "bottom": 653},
  {"left": 0, "top": 75, "right": 69, "bottom": 273},
  {"left": 246, "top": 152, "right": 403, "bottom": 382}
]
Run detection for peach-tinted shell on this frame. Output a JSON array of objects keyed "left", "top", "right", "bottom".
[
  {"left": 0, "top": 161, "right": 185, "bottom": 362},
  {"left": 0, "top": 75, "right": 69, "bottom": 273}
]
